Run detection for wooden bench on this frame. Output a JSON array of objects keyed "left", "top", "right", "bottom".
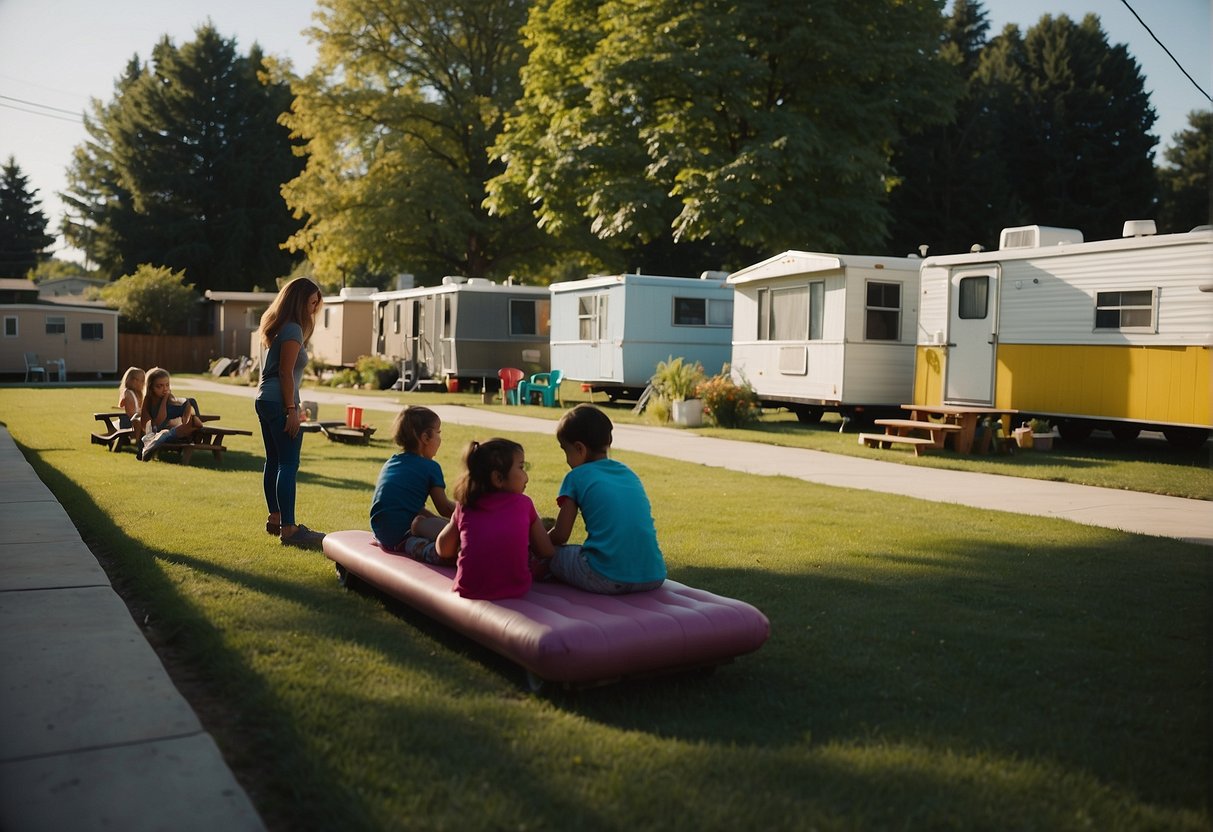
[
  {"left": 91, "top": 412, "right": 135, "bottom": 453},
  {"left": 872, "top": 418, "right": 961, "bottom": 451},
  {"left": 858, "top": 433, "right": 939, "bottom": 456},
  {"left": 320, "top": 424, "right": 377, "bottom": 445}
]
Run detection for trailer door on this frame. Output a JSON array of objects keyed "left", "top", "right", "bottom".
[{"left": 945, "top": 268, "right": 999, "bottom": 405}]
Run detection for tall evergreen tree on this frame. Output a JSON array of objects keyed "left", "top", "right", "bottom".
[
  {"left": 1157, "top": 110, "right": 1213, "bottom": 233},
  {"left": 976, "top": 14, "right": 1157, "bottom": 241},
  {"left": 62, "top": 25, "right": 304, "bottom": 291},
  {"left": 886, "top": 0, "right": 1017, "bottom": 255},
  {"left": 0, "top": 157, "right": 55, "bottom": 278},
  {"left": 280, "top": 0, "right": 547, "bottom": 287},
  {"left": 487, "top": 0, "right": 958, "bottom": 272}
]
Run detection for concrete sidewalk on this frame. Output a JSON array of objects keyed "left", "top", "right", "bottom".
[
  {"left": 183, "top": 378, "right": 1213, "bottom": 546},
  {"left": 0, "top": 426, "right": 264, "bottom": 832}
]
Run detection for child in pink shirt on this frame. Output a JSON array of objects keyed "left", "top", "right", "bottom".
[{"left": 436, "top": 438, "right": 554, "bottom": 600}]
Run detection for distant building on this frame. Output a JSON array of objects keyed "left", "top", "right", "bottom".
[{"left": 0, "top": 278, "right": 119, "bottom": 379}]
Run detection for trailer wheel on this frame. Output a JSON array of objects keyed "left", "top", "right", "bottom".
[
  {"left": 794, "top": 406, "right": 824, "bottom": 424},
  {"left": 1057, "top": 420, "right": 1093, "bottom": 444},
  {"left": 1162, "top": 427, "right": 1210, "bottom": 451}
]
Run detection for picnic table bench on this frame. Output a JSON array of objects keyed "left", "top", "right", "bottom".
[
  {"left": 302, "top": 420, "right": 377, "bottom": 445},
  {"left": 91, "top": 412, "right": 134, "bottom": 453},
  {"left": 141, "top": 424, "right": 253, "bottom": 464},
  {"left": 858, "top": 418, "right": 962, "bottom": 456}
]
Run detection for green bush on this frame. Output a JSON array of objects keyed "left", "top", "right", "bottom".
[
  {"left": 650, "top": 356, "right": 705, "bottom": 401},
  {"left": 355, "top": 355, "right": 398, "bottom": 389},
  {"left": 698, "top": 366, "right": 760, "bottom": 428}
]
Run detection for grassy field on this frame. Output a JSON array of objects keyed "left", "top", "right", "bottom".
[{"left": 2, "top": 386, "right": 1210, "bottom": 830}]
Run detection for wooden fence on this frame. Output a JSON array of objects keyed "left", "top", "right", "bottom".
[{"left": 118, "top": 334, "right": 214, "bottom": 374}]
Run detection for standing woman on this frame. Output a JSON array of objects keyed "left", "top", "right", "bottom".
[{"left": 257, "top": 277, "right": 326, "bottom": 549}]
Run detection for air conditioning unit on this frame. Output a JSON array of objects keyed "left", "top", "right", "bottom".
[{"left": 998, "top": 225, "right": 1084, "bottom": 250}]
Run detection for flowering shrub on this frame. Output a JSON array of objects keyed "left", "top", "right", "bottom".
[{"left": 696, "top": 367, "right": 760, "bottom": 428}]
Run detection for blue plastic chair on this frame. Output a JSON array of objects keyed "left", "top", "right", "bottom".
[{"left": 519, "top": 369, "right": 563, "bottom": 407}]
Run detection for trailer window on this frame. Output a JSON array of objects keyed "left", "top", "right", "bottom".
[
  {"left": 3, "top": 316, "right": 16, "bottom": 337},
  {"left": 957, "top": 276, "right": 988, "bottom": 320},
  {"left": 865, "top": 281, "right": 901, "bottom": 340},
  {"left": 392, "top": 302, "right": 401, "bottom": 334},
  {"left": 45, "top": 316, "right": 65, "bottom": 335},
  {"left": 759, "top": 286, "right": 810, "bottom": 340},
  {"left": 323, "top": 308, "right": 331, "bottom": 329},
  {"left": 81, "top": 322, "right": 104, "bottom": 341},
  {"left": 1095, "top": 290, "right": 1155, "bottom": 331},
  {"left": 673, "top": 297, "right": 733, "bottom": 327},
  {"left": 578, "top": 293, "right": 608, "bottom": 340},
  {"left": 509, "top": 299, "right": 549, "bottom": 336}
]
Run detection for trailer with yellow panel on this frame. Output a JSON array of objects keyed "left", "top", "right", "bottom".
[{"left": 913, "top": 221, "right": 1212, "bottom": 448}]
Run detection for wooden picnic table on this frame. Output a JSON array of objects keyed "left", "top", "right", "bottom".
[
  {"left": 859, "top": 418, "right": 962, "bottom": 456},
  {"left": 142, "top": 423, "right": 253, "bottom": 464},
  {"left": 899, "top": 404, "right": 1018, "bottom": 455}
]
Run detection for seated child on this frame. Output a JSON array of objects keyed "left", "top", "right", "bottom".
[
  {"left": 117, "top": 366, "right": 145, "bottom": 434},
  {"left": 435, "top": 438, "right": 554, "bottom": 600},
  {"left": 139, "top": 367, "right": 204, "bottom": 456},
  {"left": 544, "top": 404, "right": 666, "bottom": 594},
  {"left": 370, "top": 406, "right": 456, "bottom": 563}
]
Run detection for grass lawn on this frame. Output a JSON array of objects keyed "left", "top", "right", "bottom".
[{"left": 2, "top": 386, "right": 1209, "bottom": 830}]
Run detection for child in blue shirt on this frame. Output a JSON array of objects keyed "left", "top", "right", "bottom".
[
  {"left": 371, "top": 406, "right": 456, "bottom": 563},
  {"left": 545, "top": 404, "right": 666, "bottom": 594}
]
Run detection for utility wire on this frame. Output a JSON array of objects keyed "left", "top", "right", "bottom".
[
  {"left": 0, "top": 100, "right": 82, "bottom": 124},
  {"left": 1118, "top": 0, "right": 1213, "bottom": 104},
  {"left": 0, "top": 93, "right": 82, "bottom": 117}
]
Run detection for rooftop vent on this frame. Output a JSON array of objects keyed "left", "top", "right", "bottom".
[
  {"left": 998, "top": 225, "right": 1084, "bottom": 250},
  {"left": 441, "top": 275, "right": 467, "bottom": 285},
  {"left": 1122, "top": 219, "right": 1157, "bottom": 237}
]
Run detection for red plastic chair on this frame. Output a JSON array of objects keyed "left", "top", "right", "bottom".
[{"left": 497, "top": 368, "right": 525, "bottom": 405}]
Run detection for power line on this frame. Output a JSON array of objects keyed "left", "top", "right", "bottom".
[
  {"left": 1118, "top": 0, "right": 1213, "bottom": 105},
  {"left": 0, "top": 93, "right": 83, "bottom": 117},
  {"left": 0, "top": 100, "right": 82, "bottom": 124}
]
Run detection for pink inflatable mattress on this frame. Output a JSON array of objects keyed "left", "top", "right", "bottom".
[{"left": 323, "top": 530, "right": 770, "bottom": 687}]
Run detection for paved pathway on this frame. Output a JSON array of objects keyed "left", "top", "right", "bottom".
[{"left": 182, "top": 378, "right": 1213, "bottom": 546}]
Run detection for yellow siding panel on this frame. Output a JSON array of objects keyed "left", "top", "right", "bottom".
[
  {"left": 913, "top": 346, "right": 945, "bottom": 406},
  {"left": 996, "top": 344, "right": 1210, "bottom": 426}
]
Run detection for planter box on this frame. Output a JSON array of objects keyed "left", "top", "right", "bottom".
[
  {"left": 672, "top": 399, "right": 703, "bottom": 427},
  {"left": 1032, "top": 433, "right": 1054, "bottom": 451}
]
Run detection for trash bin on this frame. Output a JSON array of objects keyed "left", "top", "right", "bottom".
[{"left": 346, "top": 406, "right": 363, "bottom": 428}]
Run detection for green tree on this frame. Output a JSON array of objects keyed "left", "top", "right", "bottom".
[
  {"left": 96, "top": 264, "right": 200, "bottom": 334},
  {"left": 0, "top": 156, "right": 55, "bottom": 278},
  {"left": 27, "top": 259, "right": 93, "bottom": 283},
  {"left": 487, "top": 0, "right": 957, "bottom": 272},
  {"left": 280, "top": 0, "right": 548, "bottom": 286},
  {"left": 1157, "top": 110, "right": 1212, "bottom": 233},
  {"left": 886, "top": 0, "right": 1018, "bottom": 255},
  {"left": 975, "top": 14, "right": 1157, "bottom": 241},
  {"left": 62, "top": 25, "right": 304, "bottom": 291}
]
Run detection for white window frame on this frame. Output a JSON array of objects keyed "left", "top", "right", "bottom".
[
  {"left": 1094, "top": 288, "right": 1157, "bottom": 332},
  {"left": 81, "top": 321, "right": 104, "bottom": 341},
  {"left": 45, "top": 315, "right": 66, "bottom": 335},
  {"left": 864, "top": 280, "right": 902, "bottom": 342},
  {"left": 758, "top": 283, "right": 822, "bottom": 341},
  {"left": 672, "top": 296, "right": 733, "bottom": 328},
  {"left": 578, "top": 292, "right": 608, "bottom": 341},
  {"left": 3, "top": 316, "right": 17, "bottom": 337}
]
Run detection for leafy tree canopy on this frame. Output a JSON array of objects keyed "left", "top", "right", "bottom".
[
  {"left": 0, "top": 156, "right": 55, "bottom": 278},
  {"left": 487, "top": 0, "right": 958, "bottom": 272},
  {"left": 280, "top": 0, "right": 550, "bottom": 287},
  {"left": 95, "top": 264, "right": 200, "bottom": 335},
  {"left": 62, "top": 24, "right": 304, "bottom": 291}
]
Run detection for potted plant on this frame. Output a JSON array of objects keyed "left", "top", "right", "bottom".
[
  {"left": 1030, "top": 418, "right": 1054, "bottom": 451},
  {"left": 651, "top": 356, "right": 706, "bottom": 426}
]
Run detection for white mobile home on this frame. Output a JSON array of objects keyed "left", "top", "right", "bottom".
[
  {"left": 549, "top": 273, "right": 734, "bottom": 399},
  {"left": 1, "top": 279, "right": 119, "bottom": 379},
  {"left": 914, "top": 221, "right": 1212, "bottom": 446},
  {"left": 727, "top": 252, "right": 921, "bottom": 422},
  {"left": 372, "top": 278, "right": 550, "bottom": 389}
]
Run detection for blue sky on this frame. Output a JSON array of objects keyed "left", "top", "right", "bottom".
[{"left": 1, "top": 0, "right": 1208, "bottom": 262}]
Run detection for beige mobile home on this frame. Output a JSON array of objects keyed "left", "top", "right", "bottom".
[
  {"left": 309, "top": 287, "right": 376, "bottom": 368},
  {"left": 1, "top": 279, "right": 119, "bottom": 379},
  {"left": 727, "top": 251, "right": 920, "bottom": 422}
]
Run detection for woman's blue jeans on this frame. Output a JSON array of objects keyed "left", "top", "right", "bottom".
[{"left": 256, "top": 399, "right": 303, "bottom": 526}]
